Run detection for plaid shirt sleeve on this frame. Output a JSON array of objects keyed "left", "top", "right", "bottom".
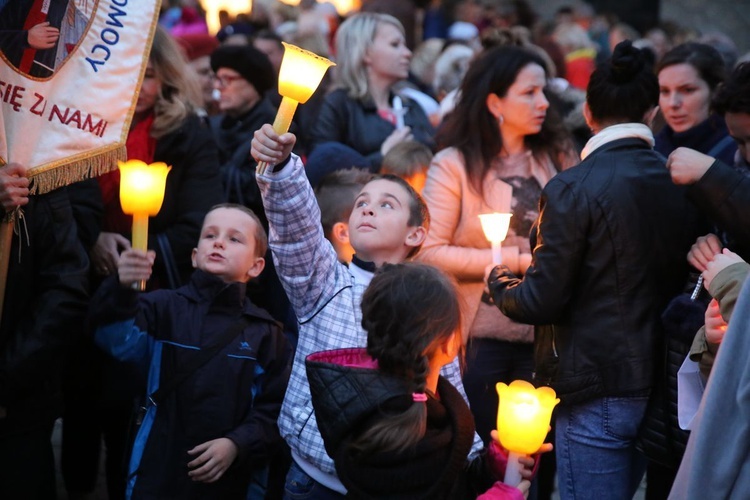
[
  {"left": 256, "top": 155, "right": 342, "bottom": 321},
  {"left": 257, "top": 155, "right": 366, "bottom": 476}
]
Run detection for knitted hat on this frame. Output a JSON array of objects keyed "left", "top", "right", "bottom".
[
  {"left": 210, "top": 45, "right": 276, "bottom": 95},
  {"left": 176, "top": 34, "right": 219, "bottom": 61}
]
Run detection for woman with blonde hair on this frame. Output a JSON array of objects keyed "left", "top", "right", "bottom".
[
  {"left": 86, "top": 25, "right": 221, "bottom": 287},
  {"left": 62, "top": 25, "right": 222, "bottom": 500},
  {"left": 309, "top": 12, "right": 435, "bottom": 171}
]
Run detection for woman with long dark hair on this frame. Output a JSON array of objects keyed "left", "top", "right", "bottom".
[{"left": 417, "top": 45, "right": 576, "bottom": 443}]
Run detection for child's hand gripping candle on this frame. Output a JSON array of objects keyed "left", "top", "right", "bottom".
[{"left": 496, "top": 380, "right": 559, "bottom": 486}]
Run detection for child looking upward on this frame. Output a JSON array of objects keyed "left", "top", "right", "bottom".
[
  {"left": 252, "top": 124, "right": 484, "bottom": 497},
  {"left": 315, "top": 168, "right": 374, "bottom": 264},
  {"left": 89, "top": 203, "right": 291, "bottom": 499}
]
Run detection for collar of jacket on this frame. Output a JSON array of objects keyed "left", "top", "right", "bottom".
[
  {"left": 358, "top": 90, "right": 401, "bottom": 112},
  {"left": 658, "top": 114, "right": 729, "bottom": 153},
  {"left": 584, "top": 136, "right": 656, "bottom": 159},
  {"left": 178, "top": 269, "right": 276, "bottom": 322}
]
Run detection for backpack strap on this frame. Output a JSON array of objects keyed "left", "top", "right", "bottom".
[{"left": 148, "top": 316, "right": 251, "bottom": 406}]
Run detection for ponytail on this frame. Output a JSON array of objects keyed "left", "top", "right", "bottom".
[
  {"left": 349, "top": 353, "right": 431, "bottom": 455},
  {"left": 352, "top": 263, "right": 462, "bottom": 456}
]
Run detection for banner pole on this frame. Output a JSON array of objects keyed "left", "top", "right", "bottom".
[
  {"left": 0, "top": 157, "right": 12, "bottom": 327},
  {"left": 0, "top": 209, "right": 14, "bottom": 327}
]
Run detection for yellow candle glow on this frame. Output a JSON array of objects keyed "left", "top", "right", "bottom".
[
  {"left": 496, "top": 380, "right": 558, "bottom": 454},
  {"left": 118, "top": 160, "right": 171, "bottom": 290},
  {"left": 496, "top": 380, "right": 559, "bottom": 485},
  {"left": 257, "top": 43, "right": 335, "bottom": 174},
  {"left": 278, "top": 42, "right": 335, "bottom": 104},
  {"left": 479, "top": 213, "right": 512, "bottom": 265}
]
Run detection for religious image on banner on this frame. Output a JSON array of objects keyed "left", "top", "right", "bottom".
[
  {"left": 0, "top": 0, "right": 94, "bottom": 79},
  {"left": 0, "top": 0, "right": 161, "bottom": 194}
]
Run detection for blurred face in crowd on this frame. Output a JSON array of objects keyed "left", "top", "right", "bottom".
[
  {"left": 364, "top": 23, "right": 411, "bottom": 86},
  {"left": 658, "top": 63, "right": 712, "bottom": 133},
  {"left": 213, "top": 67, "right": 261, "bottom": 117},
  {"left": 253, "top": 38, "right": 284, "bottom": 74},
  {"left": 189, "top": 55, "right": 215, "bottom": 107},
  {"left": 136, "top": 60, "right": 160, "bottom": 116},
  {"left": 488, "top": 63, "right": 549, "bottom": 141},
  {"left": 726, "top": 111, "right": 750, "bottom": 164}
]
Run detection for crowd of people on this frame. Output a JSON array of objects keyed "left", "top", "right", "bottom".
[{"left": 2, "top": 0, "right": 750, "bottom": 499}]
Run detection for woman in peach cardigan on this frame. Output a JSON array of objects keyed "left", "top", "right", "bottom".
[{"left": 417, "top": 45, "right": 576, "bottom": 442}]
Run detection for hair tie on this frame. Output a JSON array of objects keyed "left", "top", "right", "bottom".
[{"left": 412, "top": 392, "right": 428, "bottom": 402}]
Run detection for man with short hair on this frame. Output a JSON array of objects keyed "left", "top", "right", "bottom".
[{"left": 209, "top": 44, "right": 276, "bottom": 213}]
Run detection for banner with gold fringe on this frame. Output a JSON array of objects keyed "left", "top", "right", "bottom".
[{"left": 0, "top": 0, "right": 161, "bottom": 194}]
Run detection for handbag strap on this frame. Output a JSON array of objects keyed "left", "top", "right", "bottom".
[
  {"left": 156, "top": 233, "right": 183, "bottom": 289},
  {"left": 148, "top": 316, "right": 250, "bottom": 406},
  {"left": 706, "top": 135, "right": 735, "bottom": 158}
]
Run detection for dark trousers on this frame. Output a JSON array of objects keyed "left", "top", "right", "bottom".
[
  {"left": 645, "top": 461, "right": 679, "bottom": 500},
  {"left": 61, "top": 340, "right": 139, "bottom": 500},
  {"left": 0, "top": 420, "right": 57, "bottom": 500},
  {"left": 283, "top": 460, "right": 345, "bottom": 500},
  {"left": 463, "top": 337, "right": 534, "bottom": 443},
  {"left": 462, "top": 338, "right": 558, "bottom": 500},
  {"left": 62, "top": 404, "right": 130, "bottom": 500}
]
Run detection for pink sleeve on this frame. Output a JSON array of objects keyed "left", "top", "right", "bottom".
[{"left": 476, "top": 481, "right": 525, "bottom": 500}]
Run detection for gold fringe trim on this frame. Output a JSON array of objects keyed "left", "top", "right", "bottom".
[{"left": 28, "top": 145, "right": 126, "bottom": 195}]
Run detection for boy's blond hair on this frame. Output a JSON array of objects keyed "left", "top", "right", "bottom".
[{"left": 206, "top": 203, "right": 268, "bottom": 258}]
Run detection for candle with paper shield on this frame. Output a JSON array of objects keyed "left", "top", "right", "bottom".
[
  {"left": 256, "top": 43, "right": 335, "bottom": 174},
  {"left": 496, "top": 380, "right": 559, "bottom": 486},
  {"left": 119, "top": 160, "right": 171, "bottom": 291},
  {"left": 479, "top": 213, "right": 512, "bottom": 265}
]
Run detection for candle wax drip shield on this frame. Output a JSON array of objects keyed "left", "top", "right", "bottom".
[{"left": 496, "top": 380, "right": 559, "bottom": 455}]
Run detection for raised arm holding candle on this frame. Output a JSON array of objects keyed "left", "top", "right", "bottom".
[{"left": 256, "top": 43, "right": 334, "bottom": 175}]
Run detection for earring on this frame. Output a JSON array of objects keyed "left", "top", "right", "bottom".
[{"left": 498, "top": 114, "right": 504, "bottom": 126}]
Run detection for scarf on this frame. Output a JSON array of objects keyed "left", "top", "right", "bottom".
[{"left": 581, "top": 123, "right": 655, "bottom": 160}]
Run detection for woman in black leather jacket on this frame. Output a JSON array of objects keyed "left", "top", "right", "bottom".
[{"left": 487, "top": 41, "right": 707, "bottom": 500}]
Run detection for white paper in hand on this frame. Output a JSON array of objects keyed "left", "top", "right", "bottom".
[{"left": 677, "top": 356, "right": 705, "bottom": 430}]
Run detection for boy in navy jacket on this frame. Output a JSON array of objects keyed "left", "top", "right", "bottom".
[{"left": 89, "top": 203, "right": 291, "bottom": 499}]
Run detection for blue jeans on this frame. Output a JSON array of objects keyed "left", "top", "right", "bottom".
[
  {"left": 283, "top": 460, "right": 345, "bottom": 500},
  {"left": 556, "top": 395, "right": 648, "bottom": 500}
]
